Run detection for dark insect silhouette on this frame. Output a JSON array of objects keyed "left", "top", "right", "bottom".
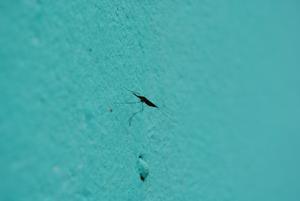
[
  {"left": 131, "top": 91, "right": 158, "bottom": 108},
  {"left": 125, "top": 90, "right": 158, "bottom": 126},
  {"left": 113, "top": 88, "right": 175, "bottom": 126}
]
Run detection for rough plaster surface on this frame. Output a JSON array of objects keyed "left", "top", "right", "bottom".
[{"left": 1, "top": 0, "right": 300, "bottom": 201}]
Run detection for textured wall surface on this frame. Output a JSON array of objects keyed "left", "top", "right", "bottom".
[{"left": 1, "top": 0, "right": 300, "bottom": 201}]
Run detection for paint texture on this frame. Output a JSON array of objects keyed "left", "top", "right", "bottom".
[{"left": 1, "top": 0, "right": 300, "bottom": 200}]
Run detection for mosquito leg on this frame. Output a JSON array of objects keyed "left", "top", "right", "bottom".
[
  {"left": 128, "top": 111, "right": 139, "bottom": 126},
  {"left": 128, "top": 103, "right": 144, "bottom": 126}
]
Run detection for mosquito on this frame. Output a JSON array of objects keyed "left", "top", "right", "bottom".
[
  {"left": 114, "top": 88, "right": 175, "bottom": 126},
  {"left": 122, "top": 89, "right": 158, "bottom": 126}
]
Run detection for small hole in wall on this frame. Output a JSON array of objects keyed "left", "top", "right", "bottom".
[
  {"left": 140, "top": 174, "right": 146, "bottom": 181},
  {"left": 137, "top": 155, "right": 149, "bottom": 182}
]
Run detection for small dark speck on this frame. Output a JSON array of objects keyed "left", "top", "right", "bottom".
[
  {"left": 140, "top": 175, "right": 145, "bottom": 181},
  {"left": 88, "top": 48, "right": 93, "bottom": 52},
  {"left": 109, "top": 108, "right": 113, "bottom": 112}
]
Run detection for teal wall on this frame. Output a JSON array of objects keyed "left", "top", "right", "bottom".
[{"left": 1, "top": 0, "right": 300, "bottom": 200}]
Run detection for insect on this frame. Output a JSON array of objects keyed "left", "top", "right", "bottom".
[
  {"left": 125, "top": 89, "right": 158, "bottom": 126},
  {"left": 130, "top": 91, "right": 158, "bottom": 108},
  {"left": 114, "top": 88, "right": 175, "bottom": 126}
]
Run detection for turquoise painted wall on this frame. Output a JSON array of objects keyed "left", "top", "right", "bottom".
[{"left": 1, "top": 0, "right": 300, "bottom": 200}]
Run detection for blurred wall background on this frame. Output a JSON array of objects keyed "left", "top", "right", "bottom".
[{"left": 1, "top": 0, "right": 300, "bottom": 200}]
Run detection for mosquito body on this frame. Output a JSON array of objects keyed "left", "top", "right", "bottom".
[
  {"left": 124, "top": 90, "right": 158, "bottom": 126},
  {"left": 131, "top": 92, "right": 158, "bottom": 108}
]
